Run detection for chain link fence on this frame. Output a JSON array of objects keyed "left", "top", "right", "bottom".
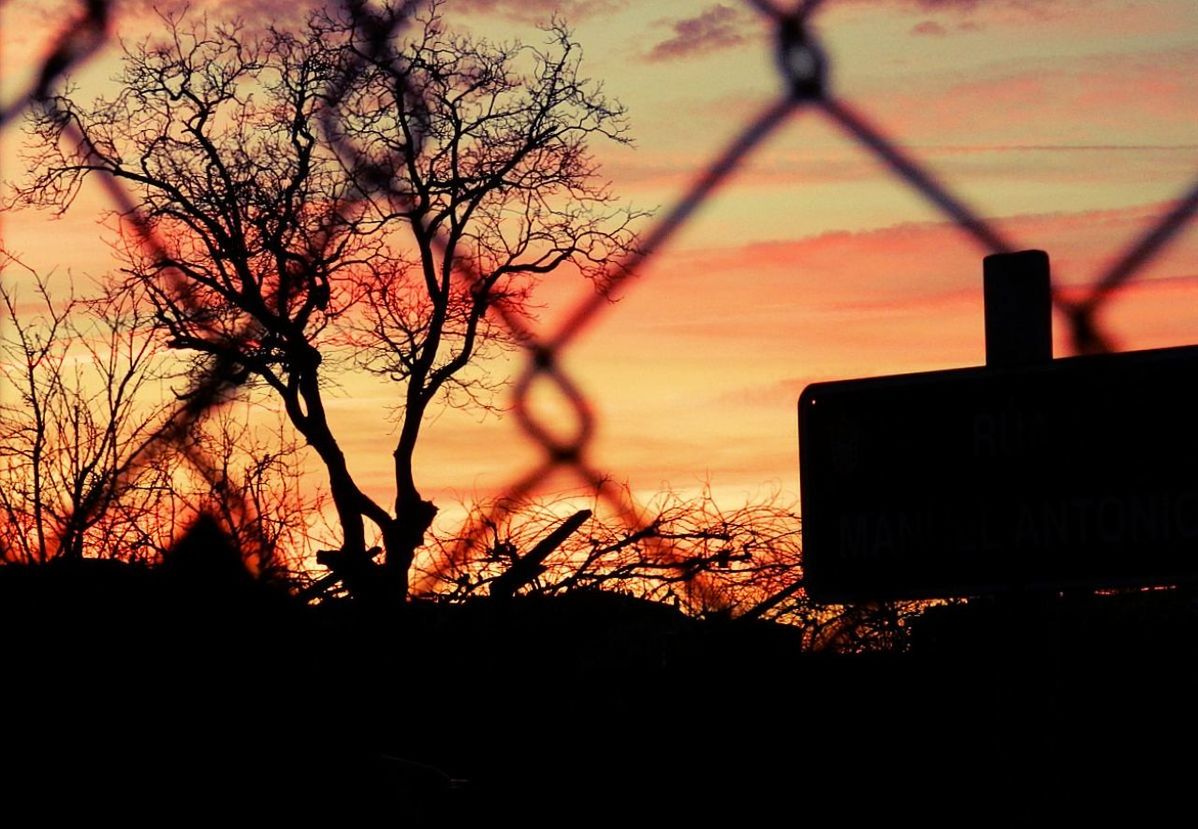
[{"left": 2, "top": 0, "right": 1195, "bottom": 621}]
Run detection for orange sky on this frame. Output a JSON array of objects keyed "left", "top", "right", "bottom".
[{"left": 2, "top": 0, "right": 1196, "bottom": 534}]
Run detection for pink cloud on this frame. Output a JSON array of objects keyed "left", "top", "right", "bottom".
[
  {"left": 99, "top": 0, "right": 630, "bottom": 34},
  {"left": 447, "top": 0, "right": 629, "bottom": 23},
  {"left": 847, "top": 47, "right": 1198, "bottom": 145},
  {"left": 872, "top": 0, "right": 1060, "bottom": 13},
  {"left": 617, "top": 201, "right": 1198, "bottom": 318},
  {"left": 910, "top": 20, "right": 948, "bottom": 36},
  {"left": 645, "top": 4, "right": 750, "bottom": 63},
  {"left": 107, "top": 0, "right": 318, "bottom": 27}
]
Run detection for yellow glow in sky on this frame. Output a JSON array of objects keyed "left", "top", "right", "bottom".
[{"left": 2, "top": 0, "right": 1196, "bottom": 532}]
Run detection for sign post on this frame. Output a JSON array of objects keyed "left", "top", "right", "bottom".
[{"left": 983, "top": 250, "right": 1051, "bottom": 369}]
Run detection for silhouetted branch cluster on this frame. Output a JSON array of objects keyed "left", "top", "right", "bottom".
[
  {"left": 0, "top": 256, "right": 321, "bottom": 573},
  {"left": 421, "top": 486, "right": 801, "bottom": 611},
  {"left": 414, "top": 484, "right": 923, "bottom": 650},
  {"left": 0, "top": 260, "right": 178, "bottom": 563}
]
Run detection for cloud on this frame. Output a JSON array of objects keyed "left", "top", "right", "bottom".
[
  {"left": 840, "top": 45, "right": 1198, "bottom": 146},
  {"left": 907, "top": 0, "right": 987, "bottom": 7},
  {"left": 69, "top": 0, "right": 329, "bottom": 32},
  {"left": 910, "top": 20, "right": 948, "bottom": 36},
  {"left": 901, "top": 0, "right": 1055, "bottom": 10},
  {"left": 447, "top": 0, "right": 629, "bottom": 24},
  {"left": 644, "top": 4, "right": 750, "bottom": 63},
  {"left": 837, "top": 0, "right": 1085, "bottom": 23},
  {"left": 910, "top": 15, "right": 987, "bottom": 36},
  {"left": 909, "top": 18, "right": 988, "bottom": 36},
  {"left": 622, "top": 201, "right": 1198, "bottom": 331},
  {"left": 102, "top": 0, "right": 631, "bottom": 33}
]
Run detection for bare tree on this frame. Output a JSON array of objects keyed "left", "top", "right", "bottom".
[
  {"left": 11, "top": 13, "right": 387, "bottom": 578},
  {"left": 8, "top": 3, "right": 642, "bottom": 596},
  {"left": 183, "top": 404, "right": 331, "bottom": 579},
  {"left": 0, "top": 260, "right": 178, "bottom": 562},
  {"left": 323, "top": 0, "right": 645, "bottom": 590}
]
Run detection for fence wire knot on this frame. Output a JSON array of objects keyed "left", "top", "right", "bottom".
[{"left": 777, "top": 16, "right": 826, "bottom": 100}]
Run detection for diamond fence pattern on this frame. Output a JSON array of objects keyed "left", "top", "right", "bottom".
[{"left": 3, "top": 0, "right": 1196, "bottom": 615}]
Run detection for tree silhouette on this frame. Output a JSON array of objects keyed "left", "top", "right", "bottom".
[
  {"left": 422, "top": 486, "right": 804, "bottom": 610},
  {"left": 0, "top": 257, "right": 319, "bottom": 572},
  {"left": 0, "top": 261, "right": 177, "bottom": 562},
  {"left": 10, "top": 3, "right": 642, "bottom": 595}
]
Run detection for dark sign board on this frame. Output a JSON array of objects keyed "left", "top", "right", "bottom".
[{"left": 799, "top": 344, "right": 1198, "bottom": 602}]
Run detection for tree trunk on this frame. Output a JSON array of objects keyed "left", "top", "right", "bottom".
[
  {"left": 288, "top": 363, "right": 371, "bottom": 561},
  {"left": 288, "top": 420, "right": 366, "bottom": 560},
  {"left": 387, "top": 426, "right": 437, "bottom": 597},
  {"left": 325, "top": 463, "right": 369, "bottom": 557}
]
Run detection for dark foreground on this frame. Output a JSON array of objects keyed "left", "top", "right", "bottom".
[{"left": 3, "top": 558, "right": 1196, "bottom": 824}]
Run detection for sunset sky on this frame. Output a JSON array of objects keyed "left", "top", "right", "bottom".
[{"left": 2, "top": 0, "right": 1196, "bottom": 533}]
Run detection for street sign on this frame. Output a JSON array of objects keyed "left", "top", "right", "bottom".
[{"left": 799, "top": 344, "right": 1198, "bottom": 603}]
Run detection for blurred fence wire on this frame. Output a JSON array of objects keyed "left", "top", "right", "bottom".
[{"left": 2, "top": 0, "right": 1196, "bottom": 617}]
